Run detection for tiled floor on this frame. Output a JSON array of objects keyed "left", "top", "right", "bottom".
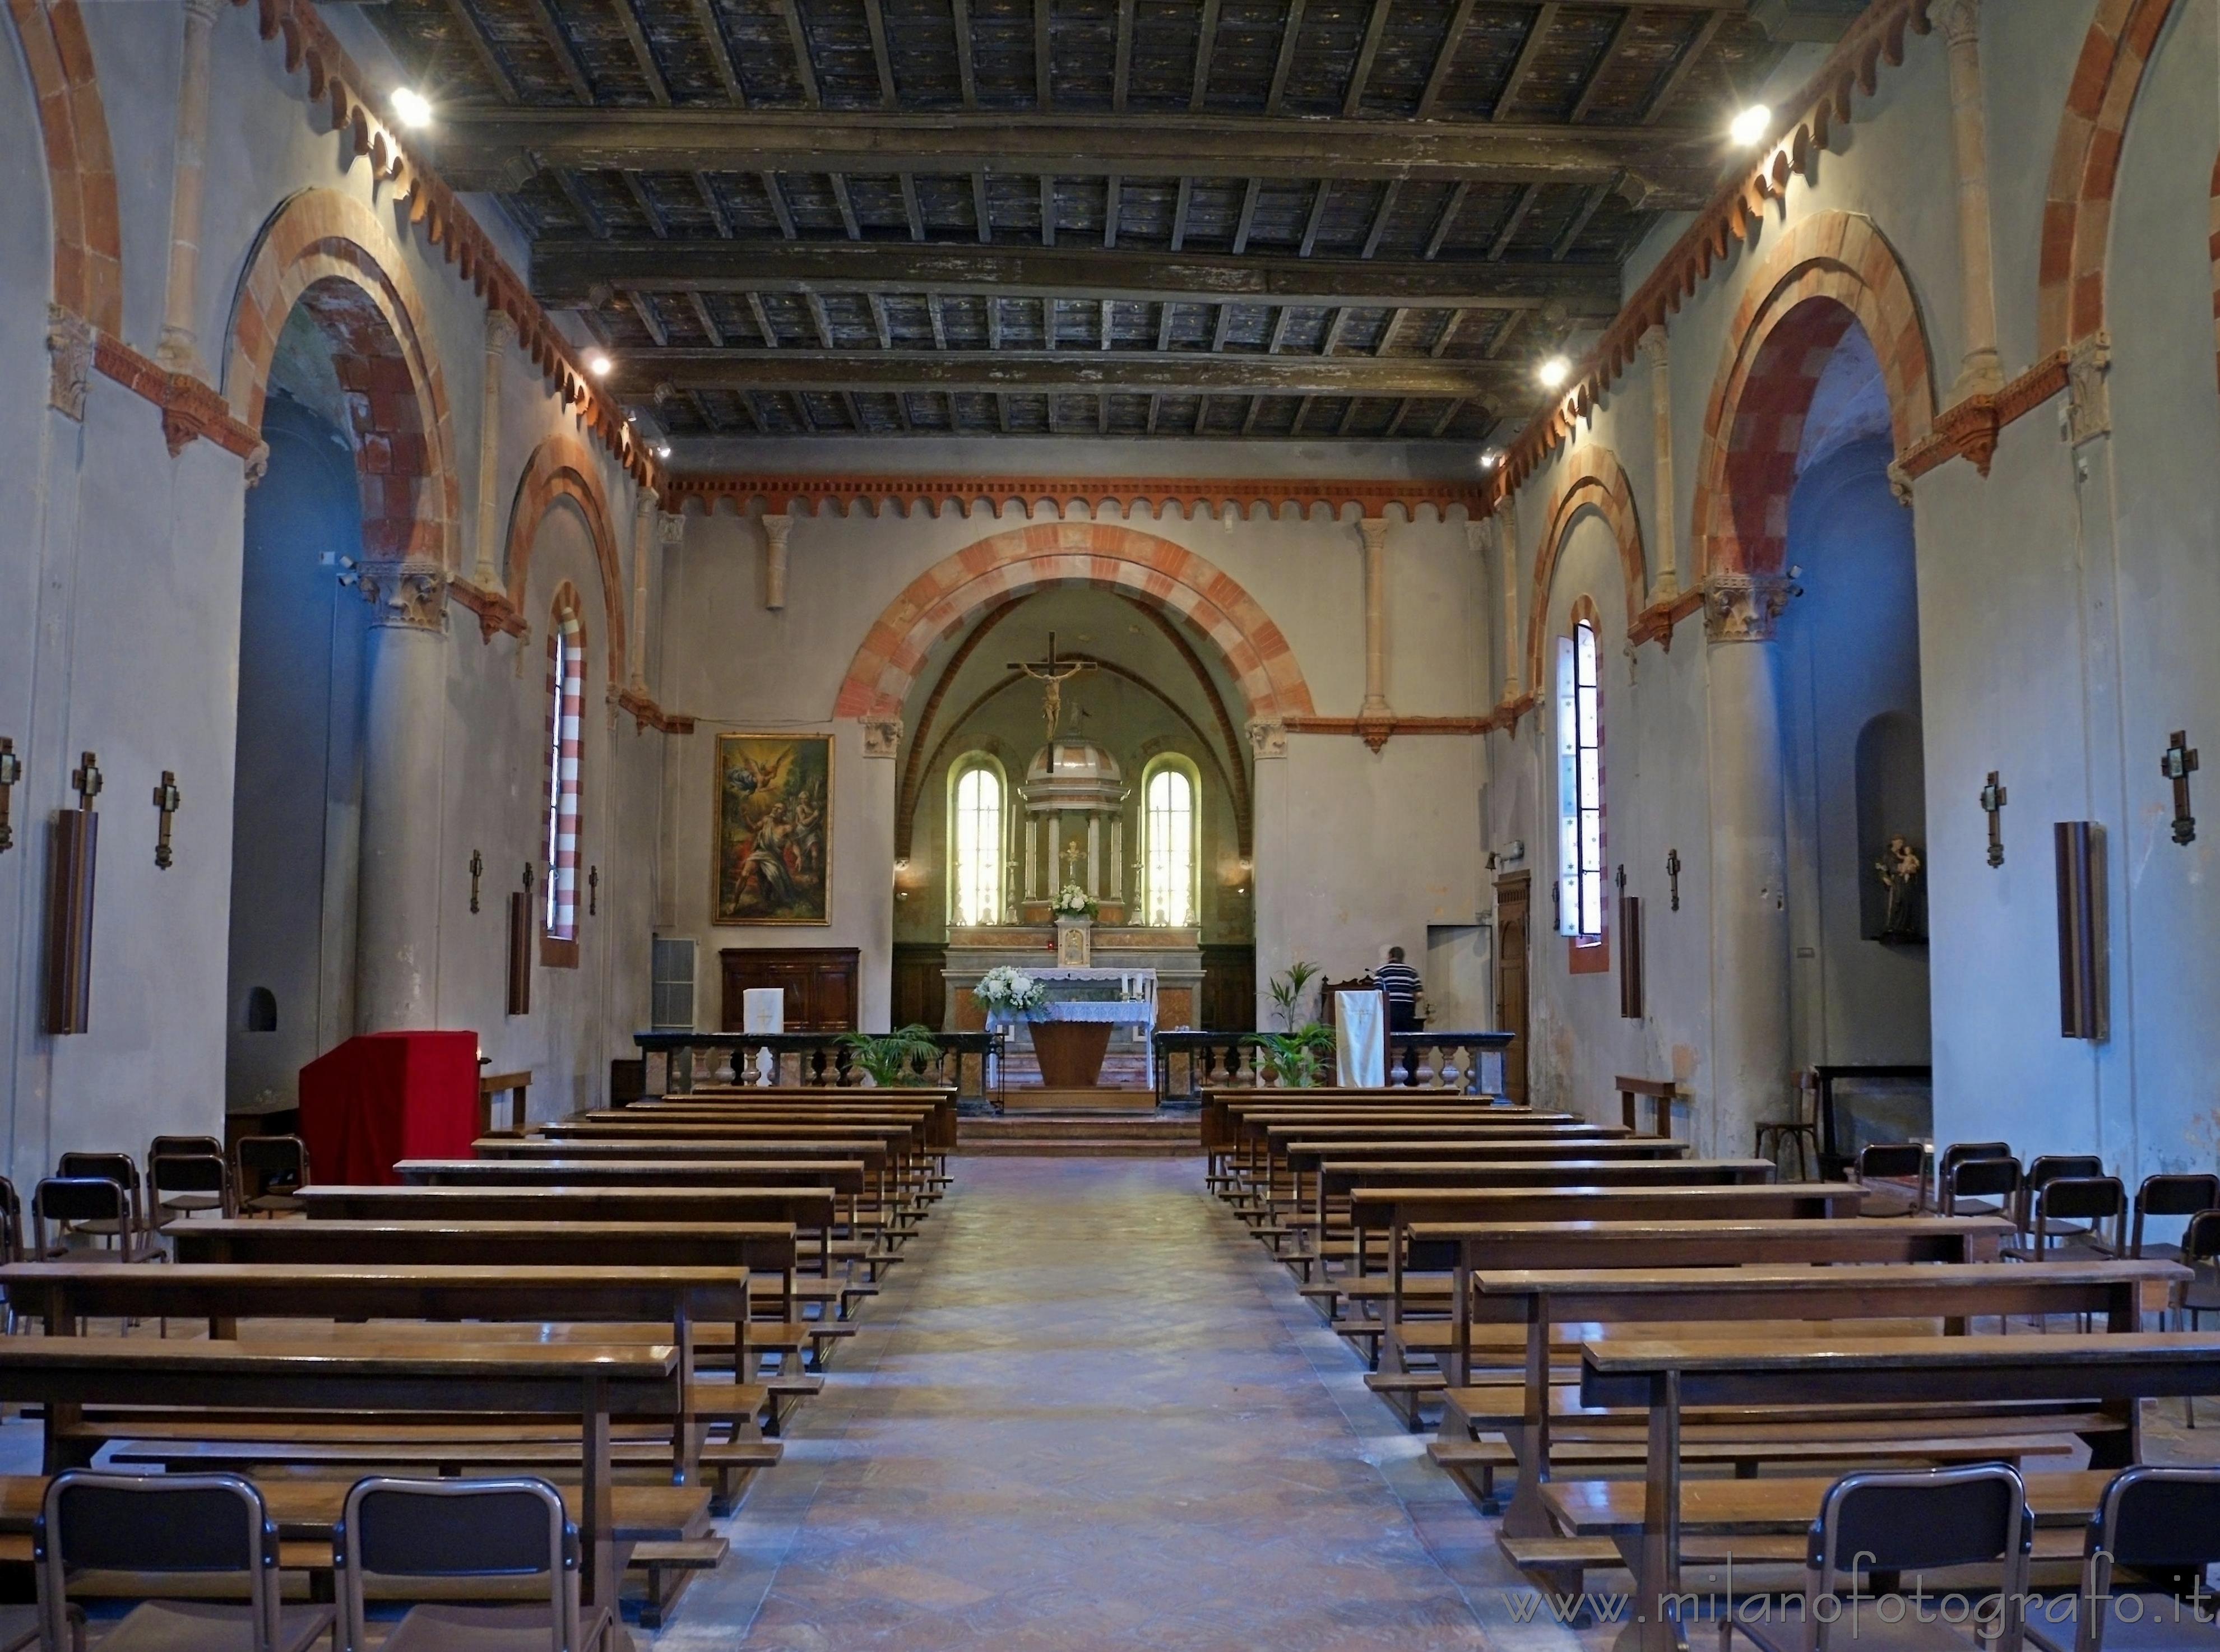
[{"left": 655, "top": 1155, "right": 1566, "bottom": 1652}]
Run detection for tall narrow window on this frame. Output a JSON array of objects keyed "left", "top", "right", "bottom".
[
  {"left": 1143, "top": 759, "right": 1197, "bottom": 926},
  {"left": 1556, "top": 617, "right": 1603, "bottom": 941},
  {"left": 949, "top": 757, "right": 1005, "bottom": 926},
  {"left": 544, "top": 604, "right": 584, "bottom": 949}
]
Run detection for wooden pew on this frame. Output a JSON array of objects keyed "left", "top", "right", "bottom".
[
  {"left": 1560, "top": 1330, "right": 2220, "bottom": 1652},
  {"left": 0, "top": 1337, "right": 678, "bottom": 1613},
  {"left": 0, "top": 1260, "right": 762, "bottom": 1497},
  {"left": 1445, "top": 1258, "right": 2186, "bottom": 1540},
  {"left": 298, "top": 1186, "right": 847, "bottom": 1277},
  {"left": 1220, "top": 1113, "right": 1634, "bottom": 1200},
  {"left": 1199, "top": 1090, "right": 1575, "bottom": 1166},
  {"left": 467, "top": 1136, "right": 920, "bottom": 1226},
  {"left": 636, "top": 1086, "right": 958, "bottom": 1152}
]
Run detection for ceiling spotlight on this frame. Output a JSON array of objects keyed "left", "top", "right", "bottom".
[
  {"left": 1536, "top": 356, "right": 1572, "bottom": 389},
  {"left": 587, "top": 353, "right": 613, "bottom": 378},
  {"left": 655, "top": 444, "right": 673, "bottom": 459},
  {"left": 1479, "top": 449, "right": 1501, "bottom": 471},
  {"left": 390, "top": 87, "right": 433, "bottom": 128},
  {"left": 1730, "top": 104, "right": 1771, "bottom": 147}
]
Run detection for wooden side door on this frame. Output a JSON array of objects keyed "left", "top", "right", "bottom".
[
  {"left": 891, "top": 944, "right": 948, "bottom": 1031},
  {"left": 1493, "top": 872, "right": 1531, "bottom": 1104}
]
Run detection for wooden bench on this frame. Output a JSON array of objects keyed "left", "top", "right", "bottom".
[
  {"left": 1563, "top": 1330, "right": 2220, "bottom": 1652},
  {"left": 479, "top": 1069, "right": 531, "bottom": 1137},
  {"left": 0, "top": 1337, "right": 678, "bottom": 1613},
  {"left": 1443, "top": 1259, "right": 2185, "bottom": 1537},
  {"left": 1615, "top": 1076, "right": 1683, "bottom": 1140}
]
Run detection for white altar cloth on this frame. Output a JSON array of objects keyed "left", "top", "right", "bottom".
[{"left": 1335, "top": 990, "right": 1385, "bottom": 1088}]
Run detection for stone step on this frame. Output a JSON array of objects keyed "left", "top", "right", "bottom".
[{"left": 958, "top": 1112, "right": 1201, "bottom": 1157}]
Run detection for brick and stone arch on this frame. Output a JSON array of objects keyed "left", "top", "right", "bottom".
[
  {"left": 832, "top": 522, "right": 1314, "bottom": 723},
  {"left": 1524, "top": 444, "right": 1647, "bottom": 689},
  {"left": 1690, "top": 211, "right": 1935, "bottom": 579},
  {"left": 503, "top": 432, "right": 629, "bottom": 690},
  {"left": 2038, "top": 0, "right": 2183, "bottom": 355},
  {"left": 224, "top": 189, "right": 459, "bottom": 566},
  {"left": 4, "top": 0, "right": 121, "bottom": 334}
]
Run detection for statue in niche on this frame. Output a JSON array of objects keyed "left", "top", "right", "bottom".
[{"left": 1874, "top": 834, "right": 1926, "bottom": 944}]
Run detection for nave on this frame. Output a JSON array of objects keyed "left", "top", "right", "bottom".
[{"left": 655, "top": 1154, "right": 1514, "bottom": 1652}]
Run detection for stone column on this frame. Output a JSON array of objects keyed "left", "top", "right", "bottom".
[
  {"left": 156, "top": 0, "right": 225, "bottom": 375},
  {"left": 761, "top": 514, "right": 792, "bottom": 610},
  {"left": 355, "top": 562, "right": 451, "bottom": 1032},
  {"left": 1643, "top": 328, "right": 1679, "bottom": 601},
  {"left": 1703, "top": 572, "right": 1795, "bottom": 1160},
  {"left": 472, "top": 312, "right": 516, "bottom": 588},
  {"left": 631, "top": 486, "right": 658, "bottom": 692},
  {"left": 1357, "top": 517, "right": 1392, "bottom": 718},
  {"left": 1498, "top": 494, "right": 1522, "bottom": 702},
  {"left": 1938, "top": 0, "right": 2003, "bottom": 398}
]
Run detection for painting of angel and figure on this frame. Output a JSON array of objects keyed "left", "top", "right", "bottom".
[{"left": 713, "top": 734, "right": 832, "bottom": 925}]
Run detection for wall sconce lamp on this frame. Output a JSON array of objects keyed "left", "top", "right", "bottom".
[
  {"left": 150, "top": 771, "right": 182, "bottom": 869},
  {"left": 0, "top": 737, "right": 18, "bottom": 854}
]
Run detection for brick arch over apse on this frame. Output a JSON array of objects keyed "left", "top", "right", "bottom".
[
  {"left": 1690, "top": 212, "right": 1935, "bottom": 579},
  {"left": 2038, "top": 0, "right": 2184, "bottom": 355},
  {"left": 832, "top": 522, "right": 1314, "bottom": 723},
  {"left": 223, "top": 190, "right": 460, "bottom": 565},
  {"left": 3, "top": 0, "right": 121, "bottom": 333},
  {"left": 1523, "top": 445, "right": 1647, "bottom": 689},
  {"left": 503, "top": 433, "right": 628, "bottom": 690}
]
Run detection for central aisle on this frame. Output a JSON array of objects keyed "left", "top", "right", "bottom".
[{"left": 660, "top": 1156, "right": 1514, "bottom": 1651}]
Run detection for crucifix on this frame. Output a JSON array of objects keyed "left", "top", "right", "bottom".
[
  {"left": 149, "top": 771, "right": 181, "bottom": 869},
  {"left": 469, "top": 850, "right": 484, "bottom": 914},
  {"left": 1008, "top": 632, "right": 1095, "bottom": 741},
  {"left": 1664, "top": 848, "right": 1680, "bottom": 911},
  {"left": 1614, "top": 864, "right": 1626, "bottom": 897},
  {"left": 0, "top": 737, "right": 18, "bottom": 855},
  {"left": 72, "top": 752, "right": 101, "bottom": 811},
  {"left": 1061, "top": 838, "right": 1084, "bottom": 888},
  {"left": 588, "top": 865, "right": 600, "bottom": 916},
  {"left": 1979, "top": 771, "right": 2008, "bottom": 866},
  {"left": 2162, "top": 732, "right": 2199, "bottom": 846}
]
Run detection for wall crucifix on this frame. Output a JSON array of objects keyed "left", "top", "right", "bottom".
[
  {"left": 1980, "top": 771, "right": 2008, "bottom": 867},
  {"left": 1007, "top": 632, "right": 1096, "bottom": 741},
  {"left": 150, "top": 771, "right": 181, "bottom": 869},
  {"left": 2162, "top": 732, "right": 2199, "bottom": 845},
  {"left": 1664, "top": 848, "right": 1680, "bottom": 911}
]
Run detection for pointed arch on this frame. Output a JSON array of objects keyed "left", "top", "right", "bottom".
[
  {"left": 1690, "top": 211, "right": 1935, "bottom": 579},
  {"left": 503, "top": 432, "right": 629, "bottom": 690},
  {"left": 2038, "top": 0, "right": 2184, "bottom": 355},
  {"left": 1524, "top": 444, "right": 1647, "bottom": 690},
  {"left": 224, "top": 189, "right": 460, "bottom": 567},
  {"left": 833, "top": 522, "right": 1313, "bottom": 723}
]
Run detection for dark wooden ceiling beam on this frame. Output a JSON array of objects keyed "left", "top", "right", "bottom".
[
  {"left": 971, "top": 172, "right": 993, "bottom": 242},
  {"left": 1112, "top": 0, "right": 1135, "bottom": 112},
  {"left": 1414, "top": 0, "right": 1476, "bottom": 120},
  {"left": 1569, "top": 8, "right": 1642, "bottom": 124},
  {"left": 952, "top": 0, "right": 979, "bottom": 108},
  {"left": 761, "top": 174, "right": 798, "bottom": 238},
  {"left": 433, "top": 110, "right": 1718, "bottom": 203},
  {"left": 619, "top": 172, "right": 668, "bottom": 237},
  {"left": 1491, "top": 2, "right": 1558, "bottom": 121},
  {"left": 1039, "top": 175, "right": 1056, "bottom": 247},
  {"left": 685, "top": 290, "right": 724, "bottom": 346},
  {"left": 1422, "top": 180, "right": 1470, "bottom": 258},
  {"left": 1169, "top": 178, "right": 1194, "bottom": 252},
  {"left": 900, "top": 174, "right": 925, "bottom": 240},
  {"left": 631, "top": 293, "right": 668, "bottom": 346},
  {"left": 516, "top": 0, "right": 594, "bottom": 103},
  {"left": 1551, "top": 180, "right": 1611, "bottom": 258},
  {"left": 535, "top": 239, "right": 1624, "bottom": 312},
  {"left": 828, "top": 174, "right": 863, "bottom": 240},
  {"left": 608, "top": 349, "right": 1531, "bottom": 397},
  {"left": 439, "top": 0, "right": 518, "bottom": 104},
  {"left": 1230, "top": 179, "right": 1260, "bottom": 256},
  {"left": 745, "top": 292, "right": 781, "bottom": 346},
  {"left": 864, "top": 0, "right": 900, "bottom": 107},
  {"left": 1190, "top": 0, "right": 1222, "bottom": 111},
  {"left": 1642, "top": 12, "right": 1726, "bottom": 120},
  {"left": 1103, "top": 175, "right": 1121, "bottom": 248},
  {"left": 1035, "top": 0, "right": 1054, "bottom": 108},
  {"left": 547, "top": 165, "right": 608, "bottom": 238},
  {"left": 1298, "top": 180, "right": 1332, "bottom": 256},
  {"left": 687, "top": 0, "right": 745, "bottom": 105},
  {"left": 610, "top": 0, "right": 672, "bottom": 105},
  {"left": 1359, "top": 180, "right": 1399, "bottom": 258},
  {"left": 1343, "top": 0, "right": 1394, "bottom": 117},
  {"left": 692, "top": 171, "right": 732, "bottom": 235},
  {"left": 1485, "top": 182, "right": 1538, "bottom": 258},
  {"left": 774, "top": 0, "right": 822, "bottom": 107},
  {"left": 1266, "top": 0, "right": 1307, "bottom": 114}
]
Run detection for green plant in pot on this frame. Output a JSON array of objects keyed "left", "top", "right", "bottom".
[
  {"left": 838, "top": 1024, "right": 943, "bottom": 1087},
  {"left": 1257, "top": 1020, "right": 1336, "bottom": 1088},
  {"left": 1266, "top": 960, "right": 1320, "bottom": 1031}
]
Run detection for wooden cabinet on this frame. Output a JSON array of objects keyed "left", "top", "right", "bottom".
[
  {"left": 719, "top": 948, "right": 860, "bottom": 1032},
  {"left": 1199, "top": 944, "right": 1256, "bottom": 1032},
  {"left": 891, "top": 944, "right": 947, "bottom": 1031},
  {"left": 1493, "top": 873, "right": 1530, "bottom": 1104}
]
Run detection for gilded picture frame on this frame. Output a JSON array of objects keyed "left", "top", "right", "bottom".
[{"left": 712, "top": 733, "right": 832, "bottom": 925}]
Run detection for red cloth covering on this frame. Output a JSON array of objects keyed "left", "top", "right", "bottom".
[{"left": 299, "top": 1032, "right": 480, "bottom": 1185}]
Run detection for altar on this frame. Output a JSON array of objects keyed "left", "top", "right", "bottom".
[
  {"left": 991, "top": 968, "right": 1157, "bottom": 1089},
  {"left": 947, "top": 937, "right": 1202, "bottom": 1110}
]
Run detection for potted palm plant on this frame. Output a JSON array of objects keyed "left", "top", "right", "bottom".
[{"left": 837, "top": 1024, "right": 944, "bottom": 1087}]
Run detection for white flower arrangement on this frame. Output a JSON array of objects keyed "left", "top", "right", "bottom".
[
  {"left": 1051, "top": 884, "right": 1098, "bottom": 918},
  {"left": 974, "top": 965, "right": 1048, "bottom": 1017}
]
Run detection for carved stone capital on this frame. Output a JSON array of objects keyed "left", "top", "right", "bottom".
[
  {"left": 356, "top": 559, "right": 452, "bottom": 633},
  {"left": 762, "top": 513, "right": 793, "bottom": 610},
  {"left": 1702, "top": 572, "right": 1797, "bottom": 644},
  {"left": 1638, "top": 324, "right": 1669, "bottom": 370},
  {"left": 1246, "top": 718, "right": 1287, "bottom": 759},
  {"left": 658, "top": 512, "right": 688, "bottom": 546},
  {"left": 484, "top": 307, "right": 518, "bottom": 353},
  {"left": 1887, "top": 461, "right": 1915, "bottom": 507},
  {"left": 45, "top": 304, "right": 91, "bottom": 421},
  {"left": 860, "top": 715, "right": 902, "bottom": 758},
  {"left": 2066, "top": 330, "right": 2112, "bottom": 446},
  {"left": 1933, "top": 0, "right": 1980, "bottom": 45},
  {"left": 1356, "top": 517, "right": 1391, "bottom": 556}
]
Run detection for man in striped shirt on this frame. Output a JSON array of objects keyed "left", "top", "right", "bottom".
[{"left": 1371, "top": 947, "right": 1423, "bottom": 1033}]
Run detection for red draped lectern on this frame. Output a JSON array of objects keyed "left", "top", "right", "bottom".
[{"left": 299, "top": 1032, "right": 479, "bottom": 1185}]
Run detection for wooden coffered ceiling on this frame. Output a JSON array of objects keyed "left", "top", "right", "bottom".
[{"left": 373, "top": 0, "right": 1864, "bottom": 443}]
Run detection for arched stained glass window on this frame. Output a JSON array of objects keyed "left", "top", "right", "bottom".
[
  {"left": 1556, "top": 616, "right": 1603, "bottom": 941},
  {"left": 950, "top": 758, "right": 1005, "bottom": 926},
  {"left": 1143, "top": 759, "right": 1197, "bottom": 927},
  {"left": 543, "top": 602, "right": 585, "bottom": 944}
]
